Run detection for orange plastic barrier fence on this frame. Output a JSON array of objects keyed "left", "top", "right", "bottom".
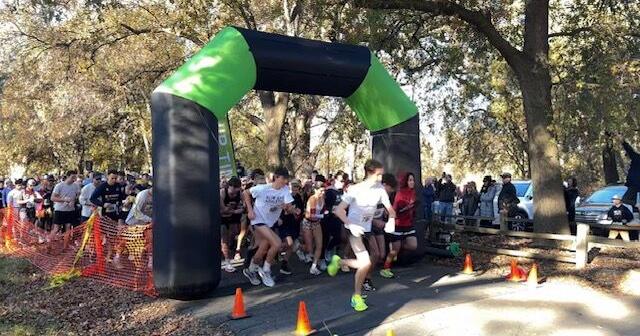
[{"left": 0, "top": 207, "right": 156, "bottom": 296}]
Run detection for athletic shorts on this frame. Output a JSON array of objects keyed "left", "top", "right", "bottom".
[
  {"left": 53, "top": 210, "right": 80, "bottom": 227},
  {"left": 221, "top": 214, "right": 241, "bottom": 227},
  {"left": 371, "top": 225, "right": 385, "bottom": 236},
  {"left": 386, "top": 229, "right": 416, "bottom": 243},
  {"left": 277, "top": 224, "right": 298, "bottom": 240},
  {"left": 302, "top": 219, "right": 321, "bottom": 231}
]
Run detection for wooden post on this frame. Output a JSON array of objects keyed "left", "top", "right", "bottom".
[
  {"left": 575, "top": 222, "right": 589, "bottom": 269},
  {"left": 499, "top": 211, "right": 508, "bottom": 233}
]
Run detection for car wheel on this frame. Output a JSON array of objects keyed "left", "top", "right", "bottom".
[{"left": 508, "top": 212, "right": 529, "bottom": 232}]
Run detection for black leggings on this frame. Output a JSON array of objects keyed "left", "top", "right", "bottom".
[{"left": 320, "top": 218, "right": 342, "bottom": 259}]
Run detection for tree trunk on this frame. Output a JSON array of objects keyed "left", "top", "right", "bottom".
[
  {"left": 518, "top": 71, "right": 568, "bottom": 234},
  {"left": 602, "top": 138, "right": 619, "bottom": 184},
  {"left": 259, "top": 91, "right": 289, "bottom": 170}
]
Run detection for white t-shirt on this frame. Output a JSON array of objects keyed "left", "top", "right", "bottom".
[
  {"left": 79, "top": 183, "right": 96, "bottom": 217},
  {"left": 250, "top": 183, "right": 294, "bottom": 227},
  {"left": 7, "top": 188, "right": 23, "bottom": 208},
  {"left": 341, "top": 182, "right": 391, "bottom": 233},
  {"left": 53, "top": 182, "right": 81, "bottom": 212}
]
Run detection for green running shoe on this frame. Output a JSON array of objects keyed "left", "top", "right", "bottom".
[
  {"left": 351, "top": 294, "right": 368, "bottom": 312},
  {"left": 379, "top": 268, "right": 394, "bottom": 278},
  {"left": 327, "top": 255, "right": 341, "bottom": 277}
]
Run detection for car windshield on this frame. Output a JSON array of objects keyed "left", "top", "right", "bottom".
[
  {"left": 585, "top": 186, "right": 627, "bottom": 204},
  {"left": 513, "top": 183, "right": 530, "bottom": 197}
]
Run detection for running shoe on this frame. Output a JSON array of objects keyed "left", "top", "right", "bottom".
[
  {"left": 304, "top": 254, "right": 313, "bottom": 264},
  {"left": 257, "top": 267, "right": 275, "bottom": 287},
  {"left": 327, "top": 255, "right": 341, "bottom": 277},
  {"left": 280, "top": 261, "right": 292, "bottom": 275},
  {"left": 222, "top": 261, "right": 236, "bottom": 273},
  {"left": 379, "top": 268, "right": 394, "bottom": 278},
  {"left": 351, "top": 294, "right": 368, "bottom": 312},
  {"left": 234, "top": 251, "right": 242, "bottom": 261},
  {"left": 324, "top": 249, "right": 334, "bottom": 263},
  {"left": 243, "top": 268, "right": 261, "bottom": 286},
  {"left": 296, "top": 249, "right": 307, "bottom": 262},
  {"left": 310, "top": 264, "right": 322, "bottom": 275},
  {"left": 362, "top": 279, "right": 376, "bottom": 292},
  {"left": 318, "top": 259, "right": 327, "bottom": 271}
]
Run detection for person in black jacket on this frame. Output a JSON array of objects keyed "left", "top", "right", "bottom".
[
  {"left": 617, "top": 134, "right": 639, "bottom": 210},
  {"left": 607, "top": 194, "right": 635, "bottom": 241},
  {"left": 438, "top": 174, "right": 456, "bottom": 223},
  {"left": 497, "top": 172, "right": 519, "bottom": 217},
  {"left": 564, "top": 177, "right": 579, "bottom": 222}
]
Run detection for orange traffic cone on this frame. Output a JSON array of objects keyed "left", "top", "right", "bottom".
[
  {"left": 294, "top": 301, "right": 316, "bottom": 335},
  {"left": 230, "top": 288, "right": 250, "bottom": 320},
  {"left": 462, "top": 253, "right": 474, "bottom": 274},
  {"left": 527, "top": 263, "right": 538, "bottom": 287},
  {"left": 506, "top": 259, "right": 526, "bottom": 282}
]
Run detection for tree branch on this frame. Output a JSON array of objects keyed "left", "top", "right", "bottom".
[
  {"left": 548, "top": 27, "right": 592, "bottom": 38},
  {"left": 353, "top": 0, "right": 523, "bottom": 65}
]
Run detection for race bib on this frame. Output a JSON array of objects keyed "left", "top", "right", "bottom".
[{"left": 104, "top": 203, "right": 117, "bottom": 213}]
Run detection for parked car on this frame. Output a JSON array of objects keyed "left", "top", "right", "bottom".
[{"left": 574, "top": 185, "right": 640, "bottom": 236}]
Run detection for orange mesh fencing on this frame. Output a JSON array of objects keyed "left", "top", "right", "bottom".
[{"left": 0, "top": 208, "right": 156, "bottom": 296}]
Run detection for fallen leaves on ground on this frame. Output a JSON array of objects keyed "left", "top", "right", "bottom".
[{"left": 0, "top": 255, "right": 234, "bottom": 336}]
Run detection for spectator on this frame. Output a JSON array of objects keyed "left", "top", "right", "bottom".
[
  {"left": 18, "top": 179, "right": 43, "bottom": 242},
  {"left": 607, "top": 194, "right": 634, "bottom": 241},
  {"left": 497, "top": 172, "right": 519, "bottom": 218},
  {"left": 479, "top": 176, "right": 497, "bottom": 227},
  {"left": 564, "top": 177, "right": 579, "bottom": 223},
  {"left": 0, "top": 180, "right": 5, "bottom": 221},
  {"left": 461, "top": 181, "right": 480, "bottom": 225},
  {"left": 438, "top": 174, "right": 456, "bottom": 223},
  {"left": 617, "top": 134, "right": 639, "bottom": 210},
  {"left": 2, "top": 179, "right": 13, "bottom": 211},
  {"left": 422, "top": 177, "right": 435, "bottom": 223}
]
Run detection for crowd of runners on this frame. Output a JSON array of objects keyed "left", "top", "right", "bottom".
[
  {"left": 0, "top": 170, "right": 153, "bottom": 269},
  {"left": 223, "top": 160, "right": 418, "bottom": 312}
]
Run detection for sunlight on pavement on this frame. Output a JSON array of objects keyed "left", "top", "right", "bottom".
[{"left": 501, "top": 283, "right": 629, "bottom": 320}]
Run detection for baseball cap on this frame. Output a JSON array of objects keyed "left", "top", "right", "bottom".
[
  {"left": 500, "top": 172, "right": 512, "bottom": 178},
  {"left": 612, "top": 194, "right": 622, "bottom": 200}
]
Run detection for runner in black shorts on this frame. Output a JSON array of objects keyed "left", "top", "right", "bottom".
[
  {"left": 90, "top": 170, "right": 126, "bottom": 266},
  {"left": 220, "top": 177, "right": 243, "bottom": 273},
  {"left": 367, "top": 173, "right": 397, "bottom": 289},
  {"left": 277, "top": 179, "right": 304, "bottom": 275},
  {"left": 50, "top": 171, "right": 81, "bottom": 251}
]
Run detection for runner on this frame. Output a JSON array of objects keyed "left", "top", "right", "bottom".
[
  {"left": 327, "top": 160, "right": 396, "bottom": 312},
  {"left": 234, "top": 169, "right": 265, "bottom": 260},
  {"left": 90, "top": 170, "right": 127, "bottom": 267},
  {"left": 242, "top": 167, "right": 294, "bottom": 287},
  {"left": 220, "top": 176, "right": 243, "bottom": 273},
  {"left": 18, "top": 179, "right": 43, "bottom": 244},
  {"left": 37, "top": 175, "right": 55, "bottom": 235},
  {"left": 302, "top": 180, "right": 326, "bottom": 275},
  {"left": 50, "top": 171, "right": 81, "bottom": 251},
  {"left": 380, "top": 172, "right": 418, "bottom": 278},
  {"left": 79, "top": 173, "right": 102, "bottom": 223},
  {"left": 278, "top": 179, "right": 304, "bottom": 275},
  {"left": 368, "top": 173, "right": 397, "bottom": 288}
]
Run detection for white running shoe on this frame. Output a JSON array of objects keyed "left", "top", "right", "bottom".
[
  {"left": 319, "top": 259, "right": 327, "bottom": 271},
  {"left": 257, "top": 267, "right": 275, "bottom": 287},
  {"left": 310, "top": 264, "right": 322, "bottom": 275},
  {"left": 222, "top": 261, "right": 236, "bottom": 273},
  {"left": 243, "top": 268, "right": 261, "bottom": 286}
]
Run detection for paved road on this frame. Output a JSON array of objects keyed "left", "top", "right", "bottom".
[{"left": 173, "top": 258, "right": 640, "bottom": 336}]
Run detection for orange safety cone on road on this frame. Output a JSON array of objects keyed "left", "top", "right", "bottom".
[
  {"left": 230, "top": 288, "right": 250, "bottom": 320},
  {"left": 527, "top": 263, "right": 539, "bottom": 287},
  {"left": 294, "top": 301, "right": 316, "bottom": 335},
  {"left": 506, "top": 259, "right": 526, "bottom": 282},
  {"left": 462, "top": 253, "right": 474, "bottom": 274}
]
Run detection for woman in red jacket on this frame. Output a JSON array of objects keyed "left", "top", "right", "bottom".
[{"left": 380, "top": 172, "right": 418, "bottom": 278}]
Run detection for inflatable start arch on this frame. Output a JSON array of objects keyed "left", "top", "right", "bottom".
[{"left": 151, "top": 26, "right": 422, "bottom": 299}]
